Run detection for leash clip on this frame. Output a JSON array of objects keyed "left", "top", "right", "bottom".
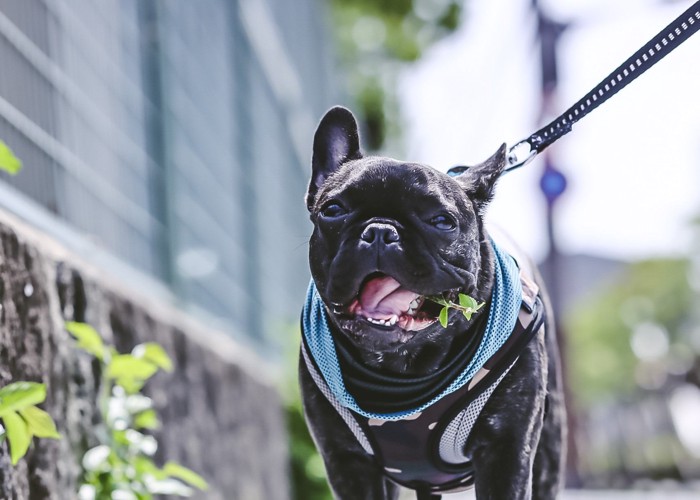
[{"left": 505, "top": 140, "right": 537, "bottom": 173}]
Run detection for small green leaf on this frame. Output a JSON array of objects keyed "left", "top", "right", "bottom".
[
  {"left": 458, "top": 293, "right": 477, "bottom": 310},
  {"left": 2, "top": 410, "right": 32, "bottom": 464},
  {"left": 0, "top": 382, "right": 47, "bottom": 415},
  {"left": 427, "top": 296, "right": 448, "bottom": 307},
  {"left": 107, "top": 354, "right": 159, "bottom": 381},
  {"left": 133, "top": 409, "right": 160, "bottom": 430},
  {"left": 132, "top": 343, "right": 173, "bottom": 372},
  {"left": 162, "top": 462, "right": 209, "bottom": 491},
  {"left": 116, "top": 377, "right": 147, "bottom": 395},
  {"left": 19, "top": 406, "right": 61, "bottom": 439},
  {"left": 133, "top": 455, "right": 160, "bottom": 476},
  {"left": 439, "top": 306, "right": 449, "bottom": 328},
  {"left": 66, "top": 322, "right": 106, "bottom": 361},
  {"left": 112, "top": 429, "right": 130, "bottom": 447},
  {"left": 462, "top": 309, "right": 473, "bottom": 321},
  {"left": 0, "top": 140, "right": 22, "bottom": 175}
]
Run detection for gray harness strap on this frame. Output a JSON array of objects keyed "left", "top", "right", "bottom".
[
  {"left": 301, "top": 342, "right": 374, "bottom": 455},
  {"left": 438, "top": 362, "right": 513, "bottom": 465}
]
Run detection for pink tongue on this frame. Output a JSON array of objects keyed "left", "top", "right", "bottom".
[{"left": 358, "top": 276, "right": 419, "bottom": 317}]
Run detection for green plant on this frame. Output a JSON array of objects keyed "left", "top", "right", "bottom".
[
  {"left": 0, "top": 139, "right": 56, "bottom": 466},
  {"left": 426, "top": 293, "right": 484, "bottom": 328},
  {"left": 286, "top": 395, "right": 333, "bottom": 500},
  {"left": 66, "top": 322, "right": 208, "bottom": 499},
  {"left": 277, "top": 325, "right": 333, "bottom": 500},
  {"left": 0, "top": 139, "right": 22, "bottom": 174},
  {"left": 328, "top": 0, "right": 463, "bottom": 151},
  {"left": 565, "top": 258, "right": 693, "bottom": 407},
  {"left": 0, "top": 382, "right": 60, "bottom": 464}
]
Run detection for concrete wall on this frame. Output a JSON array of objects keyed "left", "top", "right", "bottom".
[{"left": 0, "top": 209, "right": 289, "bottom": 500}]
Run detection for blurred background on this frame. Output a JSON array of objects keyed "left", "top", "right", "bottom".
[{"left": 0, "top": 0, "right": 699, "bottom": 498}]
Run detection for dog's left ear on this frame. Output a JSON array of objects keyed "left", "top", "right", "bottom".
[
  {"left": 453, "top": 143, "right": 507, "bottom": 210},
  {"left": 306, "top": 106, "right": 362, "bottom": 211}
]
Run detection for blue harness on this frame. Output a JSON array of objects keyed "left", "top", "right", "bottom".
[{"left": 301, "top": 240, "right": 544, "bottom": 494}]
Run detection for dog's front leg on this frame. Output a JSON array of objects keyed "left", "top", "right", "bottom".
[
  {"left": 299, "top": 358, "right": 399, "bottom": 500},
  {"left": 471, "top": 430, "right": 542, "bottom": 500},
  {"left": 468, "top": 338, "right": 548, "bottom": 500}
]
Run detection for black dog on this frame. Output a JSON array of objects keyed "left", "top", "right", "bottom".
[{"left": 300, "top": 106, "right": 565, "bottom": 499}]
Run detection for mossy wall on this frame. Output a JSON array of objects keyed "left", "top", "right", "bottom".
[{"left": 0, "top": 210, "right": 289, "bottom": 500}]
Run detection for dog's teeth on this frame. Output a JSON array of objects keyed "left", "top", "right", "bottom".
[
  {"left": 407, "top": 297, "right": 423, "bottom": 316},
  {"left": 366, "top": 316, "right": 398, "bottom": 327}
]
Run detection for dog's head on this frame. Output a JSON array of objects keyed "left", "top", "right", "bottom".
[{"left": 306, "top": 107, "right": 506, "bottom": 367}]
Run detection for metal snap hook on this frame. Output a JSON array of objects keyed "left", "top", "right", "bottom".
[{"left": 505, "top": 140, "right": 537, "bottom": 173}]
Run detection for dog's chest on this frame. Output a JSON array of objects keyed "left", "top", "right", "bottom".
[
  {"left": 301, "top": 265, "right": 543, "bottom": 494},
  {"left": 351, "top": 363, "right": 514, "bottom": 494}
]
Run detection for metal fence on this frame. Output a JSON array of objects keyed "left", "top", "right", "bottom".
[{"left": 0, "top": 0, "right": 337, "bottom": 350}]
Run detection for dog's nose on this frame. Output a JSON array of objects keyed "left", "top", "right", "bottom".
[{"left": 360, "top": 223, "right": 400, "bottom": 245}]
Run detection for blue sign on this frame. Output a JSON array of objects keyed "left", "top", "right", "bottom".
[{"left": 540, "top": 161, "right": 567, "bottom": 204}]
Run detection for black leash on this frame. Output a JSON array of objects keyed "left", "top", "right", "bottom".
[{"left": 506, "top": 0, "right": 700, "bottom": 172}]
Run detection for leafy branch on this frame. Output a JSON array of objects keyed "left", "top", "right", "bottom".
[
  {"left": 426, "top": 293, "right": 485, "bottom": 328},
  {"left": 0, "top": 382, "right": 60, "bottom": 465},
  {"left": 328, "top": 0, "right": 463, "bottom": 150},
  {"left": 66, "top": 321, "right": 208, "bottom": 499}
]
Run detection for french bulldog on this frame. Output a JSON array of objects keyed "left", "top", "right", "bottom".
[{"left": 300, "top": 106, "right": 565, "bottom": 500}]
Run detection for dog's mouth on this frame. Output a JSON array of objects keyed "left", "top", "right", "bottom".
[{"left": 341, "top": 273, "right": 446, "bottom": 332}]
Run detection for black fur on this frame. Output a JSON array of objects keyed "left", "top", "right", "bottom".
[{"left": 301, "top": 106, "right": 566, "bottom": 499}]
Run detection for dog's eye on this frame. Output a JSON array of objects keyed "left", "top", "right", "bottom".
[
  {"left": 430, "top": 214, "right": 456, "bottom": 231},
  {"left": 320, "top": 202, "right": 347, "bottom": 218}
]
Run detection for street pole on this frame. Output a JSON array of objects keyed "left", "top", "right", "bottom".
[{"left": 531, "top": 0, "right": 581, "bottom": 487}]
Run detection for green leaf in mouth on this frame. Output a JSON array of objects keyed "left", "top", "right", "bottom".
[
  {"left": 427, "top": 293, "right": 484, "bottom": 328},
  {"left": 438, "top": 306, "right": 449, "bottom": 328}
]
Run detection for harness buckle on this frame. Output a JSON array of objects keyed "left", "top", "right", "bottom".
[{"left": 505, "top": 140, "right": 537, "bottom": 173}]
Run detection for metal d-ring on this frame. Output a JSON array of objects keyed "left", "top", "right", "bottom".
[{"left": 505, "top": 140, "right": 537, "bottom": 173}]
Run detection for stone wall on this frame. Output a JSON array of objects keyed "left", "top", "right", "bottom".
[{"left": 0, "top": 209, "right": 290, "bottom": 500}]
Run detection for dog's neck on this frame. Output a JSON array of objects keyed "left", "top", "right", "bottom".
[{"left": 337, "top": 234, "right": 496, "bottom": 376}]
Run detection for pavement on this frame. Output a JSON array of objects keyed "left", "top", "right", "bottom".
[
  {"left": 399, "top": 489, "right": 700, "bottom": 499},
  {"left": 561, "top": 492, "right": 700, "bottom": 500}
]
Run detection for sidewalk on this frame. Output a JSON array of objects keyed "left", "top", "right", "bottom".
[
  {"left": 400, "top": 489, "right": 700, "bottom": 499},
  {"left": 562, "top": 491, "right": 700, "bottom": 500}
]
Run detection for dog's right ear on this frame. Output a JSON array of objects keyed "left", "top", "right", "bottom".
[{"left": 306, "top": 106, "right": 362, "bottom": 211}]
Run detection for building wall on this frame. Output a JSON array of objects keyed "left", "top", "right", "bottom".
[
  {"left": 0, "top": 209, "right": 289, "bottom": 499},
  {"left": 0, "top": 0, "right": 336, "bottom": 350}
]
